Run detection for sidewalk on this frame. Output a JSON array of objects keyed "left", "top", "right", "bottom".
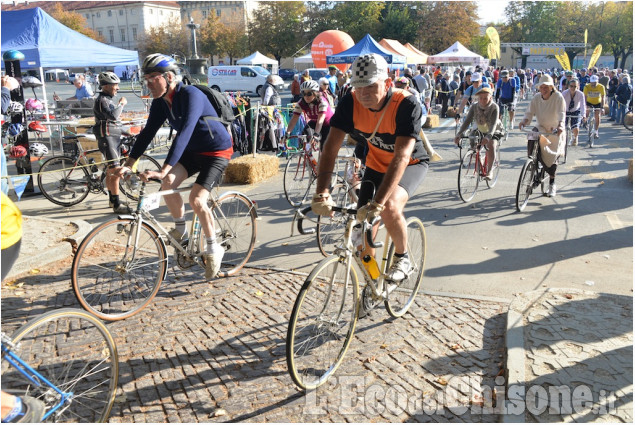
[{"left": 1, "top": 217, "right": 632, "bottom": 422}]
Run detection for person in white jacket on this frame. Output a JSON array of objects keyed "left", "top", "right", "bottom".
[{"left": 519, "top": 74, "right": 566, "bottom": 198}]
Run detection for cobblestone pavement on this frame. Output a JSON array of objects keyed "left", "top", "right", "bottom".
[{"left": 2, "top": 259, "right": 507, "bottom": 422}]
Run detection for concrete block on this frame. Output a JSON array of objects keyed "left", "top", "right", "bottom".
[{"left": 224, "top": 154, "right": 279, "bottom": 184}]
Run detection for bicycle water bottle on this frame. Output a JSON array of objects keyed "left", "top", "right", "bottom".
[{"left": 362, "top": 255, "right": 380, "bottom": 280}]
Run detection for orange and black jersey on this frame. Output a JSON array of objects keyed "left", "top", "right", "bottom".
[{"left": 330, "top": 88, "right": 427, "bottom": 173}]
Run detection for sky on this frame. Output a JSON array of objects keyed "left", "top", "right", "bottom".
[{"left": 477, "top": 0, "right": 511, "bottom": 25}]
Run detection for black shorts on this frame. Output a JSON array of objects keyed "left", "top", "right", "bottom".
[
  {"left": 97, "top": 135, "right": 121, "bottom": 167},
  {"left": 586, "top": 102, "right": 602, "bottom": 111},
  {"left": 357, "top": 160, "right": 429, "bottom": 208},
  {"left": 498, "top": 98, "right": 515, "bottom": 112},
  {"left": 178, "top": 150, "right": 229, "bottom": 191}
]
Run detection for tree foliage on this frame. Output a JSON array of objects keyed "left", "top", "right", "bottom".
[
  {"left": 50, "top": 2, "right": 104, "bottom": 42},
  {"left": 588, "top": 1, "right": 633, "bottom": 68},
  {"left": 137, "top": 16, "right": 189, "bottom": 60},
  {"left": 330, "top": 1, "right": 384, "bottom": 42},
  {"left": 417, "top": 2, "right": 480, "bottom": 54},
  {"left": 248, "top": 1, "right": 307, "bottom": 62},
  {"left": 377, "top": 1, "right": 419, "bottom": 42}
]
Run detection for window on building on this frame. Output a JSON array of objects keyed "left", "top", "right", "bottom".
[
  {"left": 96, "top": 12, "right": 101, "bottom": 17},
  {"left": 120, "top": 28, "right": 126, "bottom": 42},
  {"left": 501, "top": 47, "right": 507, "bottom": 53},
  {"left": 108, "top": 10, "right": 112, "bottom": 17},
  {"left": 202, "top": 10, "right": 207, "bottom": 18},
  {"left": 109, "top": 29, "right": 114, "bottom": 43},
  {"left": 131, "top": 9, "right": 135, "bottom": 15},
  {"left": 98, "top": 29, "right": 103, "bottom": 37},
  {"left": 132, "top": 27, "right": 137, "bottom": 41},
  {"left": 119, "top": 10, "right": 124, "bottom": 16},
  {"left": 85, "top": 14, "right": 90, "bottom": 19},
  {"left": 217, "top": 9, "right": 221, "bottom": 17},
  {"left": 149, "top": 9, "right": 153, "bottom": 14}
]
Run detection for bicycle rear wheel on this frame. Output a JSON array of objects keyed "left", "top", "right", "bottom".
[
  {"left": 458, "top": 149, "right": 479, "bottom": 202},
  {"left": 119, "top": 154, "right": 162, "bottom": 201},
  {"left": 38, "top": 156, "right": 90, "bottom": 207},
  {"left": 486, "top": 142, "right": 501, "bottom": 188},
  {"left": 1, "top": 308, "right": 118, "bottom": 422},
  {"left": 283, "top": 153, "right": 315, "bottom": 207},
  {"left": 207, "top": 192, "right": 257, "bottom": 277},
  {"left": 384, "top": 217, "right": 426, "bottom": 318},
  {"left": 71, "top": 218, "right": 167, "bottom": 321},
  {"left": 316, "top": 183, "right": 354, "bottom": 256},
  {"left": 286, "top": 255, "right": 359, "bottom": 390},
  {"left": 515, "top": 159, "right": 536, "bottom": 212}
]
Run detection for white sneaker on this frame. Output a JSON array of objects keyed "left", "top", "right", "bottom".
[
  {"left": 595, "top": 130, "right": 599, "bottom": 138},
  {"left": 547, "top": 183, "right": 557, "bottom": 197},
  {"left": 204, "top": 244, "right": 225, "bottom": 280},
  {"left": 385, "top": 255, "right": 411, "bottom": 281}
]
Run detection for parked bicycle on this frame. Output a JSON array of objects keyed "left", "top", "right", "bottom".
[
  {"left": 1, "top": 309, "right": 118, "bottom": 422},
  {"left": 457, "top": 130, "right": 500, "bottom": 203},
  {"left": 71, "top": 176, "right": 258, "bottom": 321},
  {"left": 37, "top": 135, "right": 161, "bottom": 207},
  {"left": 515, "top": 130, "right": 557, "bottom": 212},
  {"left": 286, "top": 206, "right": 426, "bottom": 390}
]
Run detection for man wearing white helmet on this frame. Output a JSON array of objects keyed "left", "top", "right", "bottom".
[
  {"left": 311, "top": 53, "right": 429, "bottom": 299},
  {"left": 455, "top": 72, "right": 491, "bottom": 121}
]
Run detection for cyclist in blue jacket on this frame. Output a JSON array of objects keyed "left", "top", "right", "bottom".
[{"left": 495, "top": 70, "right": 517, "bottom": 124}]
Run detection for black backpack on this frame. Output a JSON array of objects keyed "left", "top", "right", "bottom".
[{"left": 192, "top": 84, "right": 235, "bottom": 126}]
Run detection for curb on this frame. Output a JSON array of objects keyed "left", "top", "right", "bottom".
[{"left": 6, "top": 217, "right": 92, "bottom": 280}]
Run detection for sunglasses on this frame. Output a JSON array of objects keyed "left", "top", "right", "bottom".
[
  {"left": 302, "top": 91, "right": 316, "bottom": 96},
  {"left": 143, "top": 74, "right": 164, "bottom": 83}
]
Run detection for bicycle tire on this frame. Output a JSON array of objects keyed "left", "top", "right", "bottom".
[
  {"left": 384, "top": 217, "right": 426, "bottom": 318},
  {"left": 458, "top": 149, "right": 479, "bottom": 202},
  {"left": 204, "top": 192, "right": 257, "bottom": 277},
  {"left": 540, "top": 167, "right": 549, "bottom": 196},
  {"left": 286, "top": 255, "right": 359, "bottom": 390},
  {"left": 1, "top": 308, "right": 118, "bottom": 422},
  {"left": 486, "top": 142, "right": 501, "bottom": 188},
  {"left": 588, "top": 118, "right": 595, "bottom": 147},
  {"left": 71, "top": 218, "right": 167, "bottom": 321},
  {"left": 119, "top": 154, "right": 162, "bottom": 201},
  {"left": 37, "top": 156, "right": 90, "bottom": 207},
  {"left": 624, "top": 113, "right": 633, "bottom": 132},
  {"left": 515, "top": 159, "right": 536, "bottom": 212},
  {"left": 316, "top": 183, "right": 353, "bottom": 256},
  {"left": 283, "top": 153, "right": 315, "bottom": 207}
]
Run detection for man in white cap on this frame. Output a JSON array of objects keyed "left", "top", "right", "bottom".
[
  {"left": 519, "top": 74, "right": 566, "bottom": 197},
  {"left": 583, "top": 74, "right": 606, "bottom": 139},
  {"left": 311, "top": 53, "right": 429, "bottom": 301}
]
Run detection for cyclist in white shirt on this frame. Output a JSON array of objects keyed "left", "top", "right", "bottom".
[{"left": 561, "top": 78, "right": 586, "bottom": 146}]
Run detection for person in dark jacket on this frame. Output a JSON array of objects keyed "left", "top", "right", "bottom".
[
  {"left": 438, "top": 73, "right": 451, "bottom": 118},
  {"left": 614, "top": 75, "right": 632, "bottom": 125}
]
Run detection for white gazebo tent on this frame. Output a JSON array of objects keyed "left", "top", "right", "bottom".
[
  {"left": 293, "top": 53, "right": 314, "bottom": 67},
  {"left": 236, "top": 51, "right": 278, "bottom": 74},
  {"left": 428, "top": 41, "right": 485, "bottom": 66}
]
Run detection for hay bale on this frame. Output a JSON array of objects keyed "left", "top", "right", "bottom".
[
  {"left": 224, "top": 153, "right": 279, "bottom": 184},
  {"left": 625, "top": 113, "right": 633, "bottom": 126},
  {"left": 629, "top": 158, "right": 633, "bottom": 183},
  {"left": 603, "top": 105, "right": 610, "bottom": 115},
  {"left": 446, "top": 107, "right": 457, "bottom": 118},
  {"left": 423, "top": 115, "right": 440, "bottom": 128}
]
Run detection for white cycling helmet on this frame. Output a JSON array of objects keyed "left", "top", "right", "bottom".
[
  {"left": 300, "top": 80, "right": 319, "bottom": 92},
  {"left": 98, "top": 71, "right": 120, "bottom": 86},
  {"left": 29, "top": 142, "right": 49, "bottom": 157}
]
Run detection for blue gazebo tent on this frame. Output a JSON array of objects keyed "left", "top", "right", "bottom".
[{"left": 326, "top": 34, "right": 406, "bottom": 65}]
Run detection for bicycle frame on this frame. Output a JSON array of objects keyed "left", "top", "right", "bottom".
[{"left": 1, "top": 337, "right": 68, "bottom": 421}]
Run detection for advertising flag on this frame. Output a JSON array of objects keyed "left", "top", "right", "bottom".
[
  {"left": 584, "top": 29, "right": 588, "bottom": 59},
  {"left": 588, "top": 44, "right": 602, "bottom": 68},
  {"left": 486, "top": 27, "right": 500, "bottom": 59}
]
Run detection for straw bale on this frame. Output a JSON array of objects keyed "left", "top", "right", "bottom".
[
  {"left": 224, "top": 154, "right": 279, "bottom": 184},
  {"left": 624, "top": 113, "right": 633, "bottom": 126},
  {"left": 423, "top": 115, "right": 439, "bottom": 128}
]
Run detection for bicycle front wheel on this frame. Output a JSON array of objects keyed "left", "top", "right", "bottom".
[
  {"left": 458, "top": 149, "right": 479, "bottom": 202},
  {"left": 516, "top": 159, "right": 536, "bottom": 212},
  {"left": 283, "top": 153, "right": 315, "bottom": 207},
  {"left": 208, "top": 192, "right": 257, "bottom": 277},
  {"left": 316, "top": 183, "right": 354, "bottom": 256},
  {"left": 588, "top": 119, "right": 595, "bottom": 147},
  {"left": 1, "top": 308, "right": 118, "bottom": 422},
  {"left": 71, "top": 218, "right": 167, "bottom": 321},
  {"left": 119, "top": 154, "right": 162, "bottom": 201},
  {"left": 286, "top": 255, "right": 359, "bottom": 390},
  {"left": 38, "top": 156, "right": 90, "bottom": 207},
  {"left": 385, "top": 217, "right": 426, "bottom": 318}
]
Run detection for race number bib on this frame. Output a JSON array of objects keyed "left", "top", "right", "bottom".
[{"left": 140, "top": 193, "right": 161, "bottom": 211}]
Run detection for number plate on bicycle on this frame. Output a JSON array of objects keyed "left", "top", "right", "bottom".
[{"left": 140, "top": 193, "right": 161, "bottom": 211}]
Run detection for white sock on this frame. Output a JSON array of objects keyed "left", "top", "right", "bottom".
[
  {"left": 206, "top": 236, "right": 218, "bottom": 254},
  {"left": 174, "top": 217, "right": 187, "bottom": 236}
]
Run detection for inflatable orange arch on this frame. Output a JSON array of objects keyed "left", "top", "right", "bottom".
[{"left": 311, "top": 30, "right": 354, "bottom": 72}]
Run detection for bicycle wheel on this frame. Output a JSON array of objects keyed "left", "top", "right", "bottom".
[
  {"left": 588, "top": 119, "right": 595, "bottom": 147},
  {"left": 37, "top": 156, "right": 90, "bottom": 207},
  {"left": 205, "top": 192, "right": 257, "bottom": 277},
  {"left": 486, "top": 142, "right": 501, "bottom": 188},
  {"left": 384, "top": 217, "right": 426, "bottom": 318},
  {"left": 283, "top": 153, "right": 315, "bottom": 207},
  {"left": 624, "top": 112, "right": 633, "bottom": 132},
  {"left": 458, "top": 149, "right": 479, "bottom": 202},
  {"left": 515, "top": 159, "right": 536, "bottom": 212},
  {"left": 72, "top": 218, "right": 167, "bottom": 321},
  {"left": 286, "top": 255, "right": 359, "bottom": 390},
  {"left": 1, "top": 308, "right": 118, "bottom": 422},
  {"left": 119, "top": 154, "right": 162, "bottom": 201},
  {"left": 540, "top": 167, "right": 549, "bottom": 196},
  {"left": 316, "top": 183, "right": 353, "bottom": 256}
]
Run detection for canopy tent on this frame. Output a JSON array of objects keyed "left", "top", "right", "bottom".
[
  {"left": 428, "top": 41, "right": 485, "bottom": 65},
  {"left": 236, "top": 51, "right": 278, "bottom": 74},
  {"left": 379, "top": 39, "right": 427, "bottom": 65},
  {"left": 404, "top": 43, "right": 429, "bottom": 64},
  {"left": 326, "top": 34, "right": 406, "bottom": 65},
  {"left": 1, "top": 7, "right": 139, "bottom": 120},
  {"left": 293, "top": 53, "right": 314, "bottom": 66},
  {"left": 43, "top": 68, "right": 69, "bottom": 81}
]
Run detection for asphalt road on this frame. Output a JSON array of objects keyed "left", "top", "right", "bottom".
[{"left": 18, "top": 82, "right": 634, "bottom": 300}]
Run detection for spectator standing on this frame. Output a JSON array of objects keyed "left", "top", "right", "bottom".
[
  {"left": 68, "top": 73, "right": 94, "bottom": 100},
  {"left": 607, "top": 70, "right": 620, "bottom": 121},
  {"left": 449, "top": 75, "right": 460, "bottom": 107},
  {"left": 290, "top": 74, "right": 301, "bottom": 103},
  {"left": 614, "top": 75, "right": 632, "bottom": 125},
  {"left": 326, "top": 65, "right": 339, "bottom": 96},
  {"left": 301, "top": 69, "right": 311, "bottom": 83},
  {"left": 261, "top": 74, "right": 281, "bottom": 106},
  {"left": 438, "top": 73, "right": 451, "bottom": 118}
]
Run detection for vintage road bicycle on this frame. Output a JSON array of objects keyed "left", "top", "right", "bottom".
[{"left": 457, "top": 130, "right": 501, "bottom": 203}]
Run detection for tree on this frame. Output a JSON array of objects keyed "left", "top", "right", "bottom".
[
  {"left": 330, "top": 1, "right": 384, "bottom": 42},
  {"left": 248, "top": 1, "right": 307, "bottom": 63},
  {"left": 470, "top": 35, "right": 490, "bottom": 59},
  {"left": 418, "top": 2, "right": 480, "bottom": 54},
  {"left": 378, "top": 1, "right": 419, "bottom": 43},
  {"left": 588, "top": 1, "right": 633, "bottom": 69},
  {"left": 137, "top": 16, "right": 189, "bottom": 60},
  {"left": 50, "top": 2, "right": 104, "bottom": 42}
]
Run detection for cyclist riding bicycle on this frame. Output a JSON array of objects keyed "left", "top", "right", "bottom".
[
  {"left": 283, "top": 79, "right": 333, "bottom": 149},
  {"left": 454, "top": 86, "right": 503, "bottom": 180},
  {"left": 495, "top": 69, "right": 517, "bottom": 124},
  {"left": 93, "top": 71, "right": 131, "bottom": 214},
  {"left": 561, "top": 78, "right": 586, "bottom": 146},
  {"left": 583, "top": 75, "right": 606, "bottom": 138},
  {"left": 559, "top": 70, "right": 575, "bottom": 92},
  {"left": 455, "top": 72, "right": 491, "bottom": 121},
  {"left": 519, "top": 74, "right": 566, "bottom": 198},
  {"left": 113, "top": 53, "right": 233, "bottom": 280},
  {"left": 311, "top": 53, "right": 429, "bottom": 285}
]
